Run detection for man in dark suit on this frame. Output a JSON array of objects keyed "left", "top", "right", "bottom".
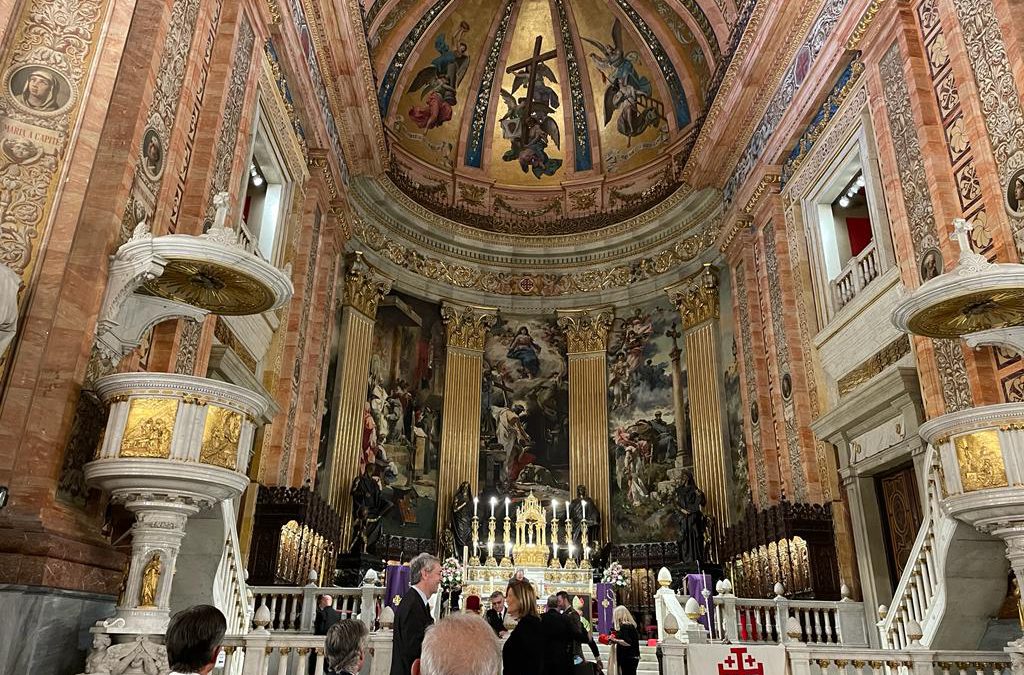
[
  {"left": 391, "top": 553, "right": 441, "bottom": 675},
  {"left": 557, "top": 591, "right": 603, "bottom": 674},
  {"left": 540, "top": 595, "right": 573, "bottom": 675},
  {"left": 312, "top": 595, "right": 343, "bottom": 675},
  {"left": 484, "top": 590, "right": 508, "bottom": 637}
]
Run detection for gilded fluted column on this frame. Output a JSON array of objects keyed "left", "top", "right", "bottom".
[
  {"left": 556, "top": 308, "right": 614, "bottom": 543},
  {"left": 436, "top": 303, "right": 498, "bottom": 542},
  {"left": 668, "top": 264, "right": 733, "bottom": 529},
  {"left": 326, "top": 253, "right": 391, "bottom": 548}
]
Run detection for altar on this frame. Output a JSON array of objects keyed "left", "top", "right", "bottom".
[{"left": 460, "top": 492, "right": 594, "bottom": 602}]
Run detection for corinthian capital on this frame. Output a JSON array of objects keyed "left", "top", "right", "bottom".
[
  {"left": 556, "top": 308, "right": 614, "bottom": 353},
  {"left": 667, "top": 263, "right": 720, "bottom": 330},
  {"left": 342, "top": 252, "right": 392, "bottom": 318},
  {"left": 440, "top": 302, "right": 498, "bottom": 351}
]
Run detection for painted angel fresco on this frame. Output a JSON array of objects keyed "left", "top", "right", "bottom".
[
  {"left": 499, "top": 60, "right": 562, "bottom": 178},
  {"left": 408, "top": 21, "right": 471, "bottom": 130},
  {"left": 584, "top": 19, "right": 665, "bottom": 143}
]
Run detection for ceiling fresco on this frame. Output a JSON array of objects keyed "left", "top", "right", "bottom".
[{"left": 366, "top": 0, "right": 725, "bottom": 232}]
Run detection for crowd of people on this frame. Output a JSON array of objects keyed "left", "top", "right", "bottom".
[
  {"left": 390, "top": 553, "right": 641, "bottom": 675},
  {"left": 159, "top": 551, "right": 640, "bottom": 675}
]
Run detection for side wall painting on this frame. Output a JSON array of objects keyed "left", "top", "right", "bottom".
[
  {"left": 479, "top": 315, "right": 570, "bottom": 503},
  {"left": 718, "top": 269, "right": 751, "bottom": 519},
  {"left": 364, "top": 292, "right": 447, "bottom": 540},
  {"left": 607, "top": 300, "right": 689, "bottom": 543}
]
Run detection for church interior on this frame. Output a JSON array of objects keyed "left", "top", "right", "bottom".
[{"left": 3, "top": 0, "right": 1024, "bottom": 671}]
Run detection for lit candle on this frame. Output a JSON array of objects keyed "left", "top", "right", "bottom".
[
  {"left": 582, "top": 500, "right": 587, "bottom": 521},
  {"left": 473, "top": 496, "right": 479, "bottom": 518},
  {"left": 568, "top": 544, "right": 576, "bottom": 559},
  {"left": 490, "top": 496, "right": 497, "bottom": 519},
  {"left": 551, "top": 499, "right": 558, "bottom": 519},
  {"left": 565, "top": 501, "right": 570, "bottom": 521},
  {"left": 504, "top": 497, "right": 510, "bottom": 519}
]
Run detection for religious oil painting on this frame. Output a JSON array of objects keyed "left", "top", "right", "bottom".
[
  {"left": 391, "top": 0, "right": 488, "bottom": 170},
  {"left": 479, "top": 314, "right": 569, "bottom": 504},
  {"left": 7, "top": 64, "right": 73, "bottom": 114},
  {"left": 606, "top": 299, "right": 688, "bottom": 542},
  {"left": 358, "top": 292, "right": 447, "bottom": 542},
  {"left": 576, "top": 12, "right": 669, "bottom": 174},
  {"left": 719, "top": 268, "right": 751, "bottom": 516}
]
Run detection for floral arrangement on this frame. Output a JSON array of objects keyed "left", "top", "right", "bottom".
[
  {"left": 602, "top": 561, "right": 627, "bottom": 588},
  {"left": 440, "top": 557, "right": 463, "bottom": 591}
]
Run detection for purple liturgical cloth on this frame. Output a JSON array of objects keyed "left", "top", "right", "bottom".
[
  {"left": 385, "top": 564, "right": 410, "bottom": 611},
  {"left": 596, "top": 583, "right": 615, "bottom": 635},
  {"left": 685, "top": 573, "right": 714, "bottom": 633}
]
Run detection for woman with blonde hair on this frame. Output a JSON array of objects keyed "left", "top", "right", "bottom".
[
  {"left": 501, "top": 578, "right": 544, "bottom": 675},
  {"left": 610, "top": 605, "right": 641, "bottom": 675}
]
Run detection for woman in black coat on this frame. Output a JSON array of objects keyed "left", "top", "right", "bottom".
[
  {"left": 502, "top": 579, "right": 545, "bottom": 675},
  {"left": 611, "top": 605, "right": 641, "bottom": 675}
]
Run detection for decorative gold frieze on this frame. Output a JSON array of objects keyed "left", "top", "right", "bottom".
[
  {"left": 837, "top": 335, "right": 913, "bottom": 396},
  {"left": 440, "top": 303, "right": 498, "bottom": 351},
  {"left": 955, "top": 430, "right": 1008, "bottom": 492},
  {"left": 556, "top": 309, "right": 613, "bottom": 354},
  {"left": 667, "top": 264, "right": 720, "bottom": 330},
  {"left": 200, "top": 405, "right": 242, "bottom": 469},
  {"left": 743, "top": 174, "right": 781, "bottom": 215},
  {"left": 845, "top": 0, "right": 882, "bottom": 50},
  {"left": 120, "top": 398, "right": 178, "bottom": 458},
  {"left": 342, "top": 253, "right": 391, "bottom": 318}
]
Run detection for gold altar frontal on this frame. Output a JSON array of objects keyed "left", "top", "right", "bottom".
[{"left": 463, "top": 562, "right": 594, "bottom": 600}]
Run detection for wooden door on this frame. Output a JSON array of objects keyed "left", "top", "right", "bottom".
[{"left": 877, "top": 465, "right": 923, "bottom": 587}]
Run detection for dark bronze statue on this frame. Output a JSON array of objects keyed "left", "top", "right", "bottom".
[
  {"left": 349, "top": 460, "right": 391, "bottom": 554},
  {"left": 675, "top": 469, "right": 707, "bottom": 564},
  {"left": 450, "top": 480, "right": 474, "bottom": 556}
]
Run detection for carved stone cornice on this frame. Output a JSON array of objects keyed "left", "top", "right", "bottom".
[
  {"left": 667, "top": 264, "right": 720, "bottom": 330},
  {"left": 342, "top": 252, "right": 391, "bottom": 318},
  {"left": 556, "top": 308, "right": 614, "bottom": 354},
  {"left": 440, "top": 303, "right": 498, "bottom": 351}
]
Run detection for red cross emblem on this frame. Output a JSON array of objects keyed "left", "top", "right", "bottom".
[{"left": 717, "top": 647, "right": 764, "bottom": 675}]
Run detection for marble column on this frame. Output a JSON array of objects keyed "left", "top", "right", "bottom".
[
  {"left": 556, "top": 308, "right": 614, "bottom": 542},
  {"left": 325, "top": 253, "right": 391, "bottom": 548},
  {"left": 668, "top": 264, "right": 733, "bottom": 529},
  {"left": 436, "top": 303, "right": 497, "bottom": 542}
]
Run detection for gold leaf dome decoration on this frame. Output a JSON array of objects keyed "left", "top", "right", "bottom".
[{"left": 905, "top": 288, "right": 1024, "bottom": 339}]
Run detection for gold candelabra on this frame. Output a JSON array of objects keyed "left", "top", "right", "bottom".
[
  {"left": 485, "top": 515, "right": 497, "bottom": 566},
  {"left": 580, "top": 518, "right": 591, "bottom": 569},
  {"left": 470, "top": 515, "right": 480, "bottom": 566}
]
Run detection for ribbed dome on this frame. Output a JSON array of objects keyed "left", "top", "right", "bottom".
[{"left": 365, "top": 0, "right": 724, "bottom": 234}]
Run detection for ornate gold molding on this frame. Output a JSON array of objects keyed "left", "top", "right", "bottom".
[
  {"left": 837, "top": 335, "right": 912, "bottom": 397},
  {"left": 440, "top": 303, "right": 498, "bottom": 351},
  {"left": 556, "top": 308, "right": 614, "bottom": 353},
  {"left": 845, "top": 0, "right": 882, "bottom": 51},
  {"left": 955, "top": 430, "right": 1008, "bottom": 492},
  {"left": 667, "top": 264, "right": 720, "bottom": 330},
  {"left": 342, "top": 252, "right": 391, "bottom": 317},
  {"left": 743, "top": 173, "right": 781, "bottom": 215},
  {"left": 720, "top": 216, "right": 753, "bottom": 254}
]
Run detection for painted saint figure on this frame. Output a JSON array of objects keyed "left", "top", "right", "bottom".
[
  {"left": 18, "top": 68, "right": 61, "bottom": 111},
  {"left": 408, "top": 21, "right": 470, "bottom": 130},
  {"left": 506, "top": 326, "right": 542, "bottom": 378},
  {"left": 584, "top": 20, "right": 665, "bottom": 142}
]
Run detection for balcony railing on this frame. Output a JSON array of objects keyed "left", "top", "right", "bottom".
[
  {"left": 237, "top": 217, "right": 268, "bottom": 262},
  {"left": 831, "top": 240, "right": 880, "bottom": 309},
  {"left": 248, "top": 584, "right": 384, "bottom": 633}
]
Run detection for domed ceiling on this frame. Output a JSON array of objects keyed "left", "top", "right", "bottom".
[{"left": 362, "top": 0, "right": 729, "bottom": 234}]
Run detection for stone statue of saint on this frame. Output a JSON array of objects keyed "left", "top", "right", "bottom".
[
  {"left": 450, "top": 480, "right": 474, "bottom": 556},
  {"left": 138, "top": 552, "right": 162, "bottom": 607},
  {"left": 568, "top": 484, "right": 600, "bottom": 549},
  {"left": 675, "top": 470, "right": 707, "bottom": 565}
]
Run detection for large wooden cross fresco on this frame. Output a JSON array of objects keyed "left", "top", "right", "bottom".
[{"left": 505, "top": 35, "right": 558, "bottom": 146}]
